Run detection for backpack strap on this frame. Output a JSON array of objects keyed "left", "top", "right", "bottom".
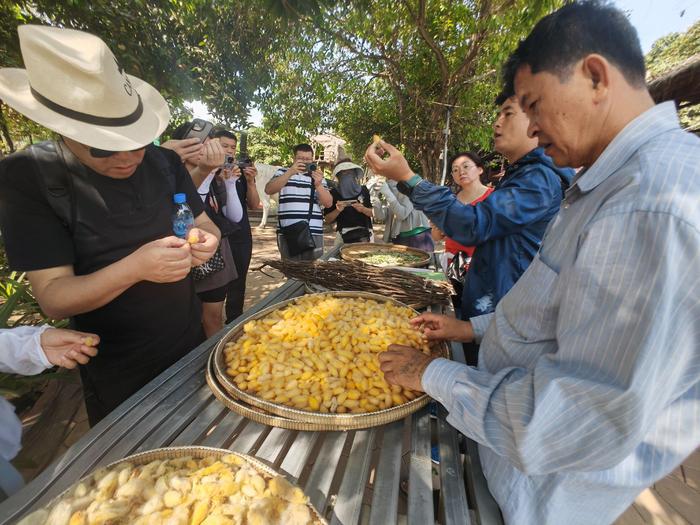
[
  {"left": 306, "top": 181, "right": 316, "bottom": 222},
  {"left": 29, "top": 140, "right": 75, "bottom": 232},
  {"left": 29, "top": 142, "right": 178, "bottom": 233},
  {"left": 148, "top": 145, "right": 177, "bottom": 195}
]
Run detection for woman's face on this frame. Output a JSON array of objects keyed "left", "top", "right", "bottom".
[{"left": 451, "top": 155, "right": 483, "bottom": 188}]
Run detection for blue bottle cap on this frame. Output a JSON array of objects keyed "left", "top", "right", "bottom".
[{"left": 173, "top": 193, "right": 187, "bottom": 204}]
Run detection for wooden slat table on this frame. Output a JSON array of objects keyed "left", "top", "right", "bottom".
[{"left": 1, "top": 258, "right": 503, "bottom": 525}]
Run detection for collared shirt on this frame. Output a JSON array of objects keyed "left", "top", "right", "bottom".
[
  {"left": 273, "top": 168, "right": 327, "bottom": 235},
  {"left": 422, "top": 102, "right": 700, "bottom": 525}
]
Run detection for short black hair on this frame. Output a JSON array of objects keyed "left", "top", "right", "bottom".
[
  {"left": 293, "top": 143, "right": 314, "bottom": 155},
  {"left": 213, "top": 129, "right": 237, "bottom": 141},
  {"left": 494, "top": 91, "right": 511, "bottom": 107},
  {"left": 501, "top": 1, "right": 646, "bottom": 99}
]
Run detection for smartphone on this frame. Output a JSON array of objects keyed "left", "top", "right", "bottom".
[
  {"left": 337, "top": 199, "right": 359, "bottom": 206},
  {"left": 184, "top": 118, "right": 214, "bottom": 143}
]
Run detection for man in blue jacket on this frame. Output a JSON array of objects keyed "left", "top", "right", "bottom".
[
  {"left": 367, "top": 95, "right": 572, "bottom": 363},
  {"left": 369, "top": 95, "right": 572, "bottom": 319}
]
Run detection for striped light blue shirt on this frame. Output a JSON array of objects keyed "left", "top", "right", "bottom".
[{"left": 423, "top": 102, "right": 700, "bottom": 525}]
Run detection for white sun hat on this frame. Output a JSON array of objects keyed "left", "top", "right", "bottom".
[{"left": 0, "top": 25, "right": 170, "bottom": 151}]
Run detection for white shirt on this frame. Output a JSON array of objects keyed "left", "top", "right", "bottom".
[
  {"left": 0, "top": 325, "right": 51, "bottom": 460},
  {"left": 197, "top": 171, "right": 243, "bottom": 224}
]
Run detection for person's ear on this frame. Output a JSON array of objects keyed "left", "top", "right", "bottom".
[{"left": 581, "top": 54, "right": 610, "bottom": 102}]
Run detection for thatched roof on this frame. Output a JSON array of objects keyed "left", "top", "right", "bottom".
[{"left": 647, "top": 53, "right": 700, "bottom": 108}]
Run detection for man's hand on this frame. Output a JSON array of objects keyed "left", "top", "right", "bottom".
[
  {"left": 130, "top": 236, "right": 192, "bottom": 283},
  {"left": 243, "top": 165, "right": 257, "bottom": 183},
  {"left": 379, "top": 344, "right": 436, "bottom": 392},
  {"left": 311, "top": 170, "right": 325, "bottom": 188},
  {"left": 351, "top": 202, "right": 372, "bottom": 216},
  {"left": 287, "top": 160, "right": 307, "bottom": 177},
  {"left": 410, "top": 312, "right": 474, "bottom": 342},
  {"left": 218, "top": 165, "right": 242, "bottom": 180},
  {"left": 197, "top": 139, "right": 225, "bottom": 173},
  {"left": 160, "top": 138, "right": 203, "bottom": 164},
  {"left": 41, "top": 328, "right": 99, "bottom": 369},
  {"left": 189, "top": 227, "right": 219, "bottom": 266},
  {"left": 364, "top": 140, "right": 414, "bottom": 182},
  {"left": 431, "top": 223, "right": 446, "bottom": 242}
]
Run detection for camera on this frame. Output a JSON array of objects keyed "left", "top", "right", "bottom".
[{"left": 306, "top": 162, "right": 318, "bottom": 174}]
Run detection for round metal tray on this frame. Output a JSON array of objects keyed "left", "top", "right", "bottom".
[
  {"left": 207, "top": 351, "right": 336, "bottom": 431},
  {"left": 17, "top": 447, "right": 325, "bottom": 525},
  {"left": 340, "top": 242, "right": 431, "bottom": 267},
  {"left": 212, "top": 291, "right": 449, "bottom": 429}
]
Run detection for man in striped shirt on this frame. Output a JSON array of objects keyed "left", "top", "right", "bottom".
[
  {"left": 265, "top": 143, "right": 333, "bottom": 260},
  {"left": 368, "top": 2, "right": 700, "bottom": 524}
]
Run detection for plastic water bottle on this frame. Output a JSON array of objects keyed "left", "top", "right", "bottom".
[{"left": 172, "top": 193, "right": 194, "bottom": 239}]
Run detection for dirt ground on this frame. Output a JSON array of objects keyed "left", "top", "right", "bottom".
[{"left": 242, "top": 224, "right": 335, "bottom": 309}]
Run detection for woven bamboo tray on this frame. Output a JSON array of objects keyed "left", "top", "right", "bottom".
[
  {"left": 207, "top": 351, "right": 335, "bottom": 431},
  {"left": 340, "top": 242, "right": 431, "bottom": 268},
  {"left": 17, "top": 447, "right": 325, "bottom": 524},
  {"left": 212, "top": 291, "right": 449, "bottom": 430}
]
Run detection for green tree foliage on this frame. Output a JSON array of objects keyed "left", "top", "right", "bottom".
[
  {"left": 246, "top": 126, "right": 292, "bottom": 166},
  {"left": 0, "top": 0, "right": 288, "bottom": 152},
  {"left": 646, "top": 20, "right": 700, "bottom": 78},
  {"left": 259, "top": 0, "right": 564, "bottom": 181},
  {"left": 646, "top": 20, "right": 700, "bottom": 131}
]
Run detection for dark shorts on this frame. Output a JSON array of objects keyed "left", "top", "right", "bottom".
[{"left": 198, "top": 284, "right": 228, "bottom": 303}]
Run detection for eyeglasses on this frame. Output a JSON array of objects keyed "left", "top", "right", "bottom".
[
  {"left": 452, "top": 164, "right": 477, "bottom": 172},
  {"left": 89, "top": 146, "right": 146, "bottom": 158}
]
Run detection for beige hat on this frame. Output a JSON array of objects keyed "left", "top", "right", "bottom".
[
  {"left": 332, "top": 161, "right": 363, "bottom": 178},
  {"left": 0, "top": 25, "right": 170, "bottom": 151}
]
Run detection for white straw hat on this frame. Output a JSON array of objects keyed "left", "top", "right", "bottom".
[{"left": 0, "top": 25, "right": 170, "bottom": 150}]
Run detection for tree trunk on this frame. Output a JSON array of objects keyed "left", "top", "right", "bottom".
[{"left": 0, "top": 102, "right": 15, "bottom": 153}]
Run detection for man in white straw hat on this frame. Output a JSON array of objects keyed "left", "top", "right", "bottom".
[{"left": 0, "top": 25, "right": 221, "bottom": 425}]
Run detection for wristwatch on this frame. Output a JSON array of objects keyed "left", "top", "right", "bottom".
[{"left": 397, "top": 174, "right": 423, "bottom": 197}]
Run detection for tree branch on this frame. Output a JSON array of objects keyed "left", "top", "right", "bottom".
[{"left": 402, "top": 0, "right": 450, "bottom": 88}]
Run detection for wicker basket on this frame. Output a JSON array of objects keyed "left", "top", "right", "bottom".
[
  {"left": 211, "top": 291, "right": 449, "bottom": 430},
  {"left": 17, "top": 447, "right": 325, "bottom": 524},
  {"left": 340, "top": 242, "right": 431, "bottom": 268},
  {"left": 207, "top": 352, "right": 337, "bottom": 431}
]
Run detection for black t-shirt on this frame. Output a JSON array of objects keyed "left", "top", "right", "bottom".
[
  {"left": 0, "top": 144, "right": 205, "bottom": 367},
  {"left": 324, "top": 186, "right": 372, "bottom": 231}
]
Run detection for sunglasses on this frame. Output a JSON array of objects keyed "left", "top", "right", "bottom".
[{"left": 89, "top": 146, "right": 146, "bottom": 158}]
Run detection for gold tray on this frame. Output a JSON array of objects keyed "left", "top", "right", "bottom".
[
  {"left": 340, "top": 242, "right": 431, "bottom": 267},
  {"left": 18, "top": 447, "right": 326, "bottom": 524},
  {"left": 207, "top": 351, "right": 336, "bottom": 431},
  {"left": 212, "top": 291, "right": 448, "bottom": 430}
]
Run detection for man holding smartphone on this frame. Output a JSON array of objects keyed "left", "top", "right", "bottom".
[
  {"left": 213, "top": 129, "right": 261, "bottom": 324},
  {"left": 265, "top": 144, "right": 333, "bottom": 260}
]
